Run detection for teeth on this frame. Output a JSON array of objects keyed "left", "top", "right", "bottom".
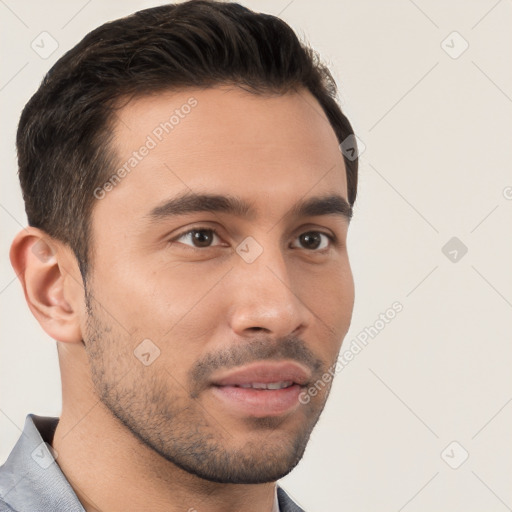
[
  {"left": 238, "top": 381, "right": 293, "bottom": 390},
  {"left": 266, "top": 381, "right": 292, "bottom": 390}
]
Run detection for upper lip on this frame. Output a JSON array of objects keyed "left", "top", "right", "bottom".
[{"left": 210, "top": 361, "right": 311, "bottom": 387}]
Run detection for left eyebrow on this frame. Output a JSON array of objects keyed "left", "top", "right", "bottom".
[
  {"left": 146, "top": 192, "right": 352, "bottom": 223},
  {"left": 289, "top": 194, "right": 353, "bottom": 221}
]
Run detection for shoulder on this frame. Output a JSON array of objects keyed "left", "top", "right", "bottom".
[{"left": 0, "top": 499, "right": 16, "bottom": 512}]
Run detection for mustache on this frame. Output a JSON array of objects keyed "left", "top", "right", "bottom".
[{"left": 188, "top": 334, "right": 326, "bottom": 394}]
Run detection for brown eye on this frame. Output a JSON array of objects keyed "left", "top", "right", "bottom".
[
  {"left": 190, "top": 230, "right": 215, "bottom": 247},
  {"left": 293, "top": 231, "right": 331, "bottom": 251},
  {"left": 172, "top": 228, "right": 222, "bottom": 248}
]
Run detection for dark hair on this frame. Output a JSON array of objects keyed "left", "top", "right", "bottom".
[{"left": 17, "top": 0, "right": 358, "bottom": 280}]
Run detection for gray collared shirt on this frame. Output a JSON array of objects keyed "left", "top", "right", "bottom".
[{"left": 0, "top": 414, "right": 305, "bottom": 512}]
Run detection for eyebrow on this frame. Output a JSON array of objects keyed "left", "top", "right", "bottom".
[{"left": 146, "top": 192, "right": 353, "bottom": 223}]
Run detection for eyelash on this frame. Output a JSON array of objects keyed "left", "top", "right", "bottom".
[{"left": 168, "top": 226, "right": 337, "bottom": 252}]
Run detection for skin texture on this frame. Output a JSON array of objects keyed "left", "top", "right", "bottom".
[{"left": 10, "top": 86, "right": 355, "bottom": 512}]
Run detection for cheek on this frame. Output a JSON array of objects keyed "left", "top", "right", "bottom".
[
  {"left": 93, "top": 256, "right": 229, "bottom": 339},
  {"left": 337, "top": 263, "right": 355, "bottom": 323},
  {"left": 96, "top": 261, "right": 234, "bottom": 384},
  {"left": 294, "top": 259, "right": 354, "bottom": 330}
]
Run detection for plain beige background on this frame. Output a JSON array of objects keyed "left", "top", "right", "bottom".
[{"left": 1, "top": 1, "right": 511, "bottom": 510}]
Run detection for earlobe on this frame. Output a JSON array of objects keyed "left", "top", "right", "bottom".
[{"left": 10, "top": 228, "right": 84, "bottom": 344}]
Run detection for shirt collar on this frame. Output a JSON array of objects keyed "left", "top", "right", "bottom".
[
  {"left": 0, "top": 414, "right": 85, "bottom": 511},
  {"left": 272, "top": 484, "right": 280, "bottom": 512}
]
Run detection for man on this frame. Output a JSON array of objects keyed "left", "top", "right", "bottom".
[{"left": 1, "top": 1, "right": 358, "bottom": 510}]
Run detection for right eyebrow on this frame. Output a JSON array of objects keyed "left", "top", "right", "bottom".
[{"left": 146, "top": 192, "right": 256, "bottom": 222}]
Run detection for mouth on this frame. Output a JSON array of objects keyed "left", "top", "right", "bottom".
[
  {"left": 234, "top": 381, "right": 294, "bottom": 390},
  {"left": 209, "top": 361, "right": 311, "bottom": 417}
]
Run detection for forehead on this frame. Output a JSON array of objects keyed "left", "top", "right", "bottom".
[{"left": 94, "top": 86, "right": 348, "bottom": 226}]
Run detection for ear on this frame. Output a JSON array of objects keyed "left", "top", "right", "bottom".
[{"left": 10, "top": 227, "right": 84, "bottom": 344}]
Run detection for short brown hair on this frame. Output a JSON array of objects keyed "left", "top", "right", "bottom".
[{"left": 17, "top": 0, "right": 358, "bottom": 279}]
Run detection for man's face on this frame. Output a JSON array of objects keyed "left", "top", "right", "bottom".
[{"left": 83, "top": 86, "right": 354, "bottom": 483}]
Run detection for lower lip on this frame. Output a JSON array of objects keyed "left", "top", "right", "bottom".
[{"left": 210, "top": 384, "right": 303, "bottom": 417}]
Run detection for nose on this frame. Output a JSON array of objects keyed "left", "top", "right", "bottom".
[{"left": 227, "top": 243, "right": 314, "bottom": 339}]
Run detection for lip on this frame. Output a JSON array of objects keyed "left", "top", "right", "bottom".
[
  {"left": 210, "top": 360, "right": 311, "bottom": 387},
  {"left": 209, "top": 361, "right": 311, "bottom": 418}
]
